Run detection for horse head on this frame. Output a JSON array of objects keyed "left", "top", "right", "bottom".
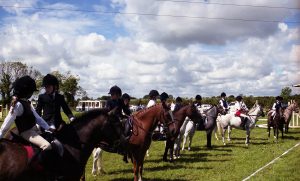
[{"left": 161, "top": 102, "right": 176, "bottom": 137}]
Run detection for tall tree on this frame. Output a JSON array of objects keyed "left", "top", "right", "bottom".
[
  {"left": 281, "top": 87, "right": 292, "bottom": 100},
  {"left": 0, "top": 61, "right": 41, "bottom": 106}
]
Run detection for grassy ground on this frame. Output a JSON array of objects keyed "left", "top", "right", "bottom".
[{"left": 1, "top": 113, "right": 300, "bottom": 181}]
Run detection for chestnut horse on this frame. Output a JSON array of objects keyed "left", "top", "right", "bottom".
[
  {"left": 283, "top": 100, "right": 299, "bottom": 133},
  {"left": 126, "top": 103, "right": 175, "bottom": 181},
  {"left": 162, "top": 103, "right": 202, "bottom": 162},
  {"left": 0, "top": 109, "right": 119, "bottom": 181}
]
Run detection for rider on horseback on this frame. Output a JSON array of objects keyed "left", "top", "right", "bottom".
[
  {"left": 173, "top": 96, "right": 183, "bottom": 112},
  {"left": 36, "top": 74, "right": 75, "bottom": 130},
  {"left": 147, "top": 90, "right": 160, "bottom": 107},
  {"left": 268, "top": 96, "right": 283, "bottom": 119},
  {"left": 234, "top": 95, "right": 249, "bottom": 129},
  {"left": 106, "top": 85, "right": 131, "bottom": 161},
  {"left": 219, "top": 92, "right": 229, "bottom": 114},
  {"left": 0, "top": 76, "right": 62, "bottom": 156}
]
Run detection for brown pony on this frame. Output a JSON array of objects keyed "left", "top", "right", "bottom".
[
  {"left": 0, "top": 109, "right": 119, "bottom": 181},
  {"left": 126, "top": 103, "right": 174, "bottom": 181},
  {"left": 283, "top": 100, "right": 299, "bottom": 133},
  {"left": 162, "top": 103, "right": 202, "bottom": 162},
  {"left": 267, "top": 107, "right": 284, "bottom": 141}
]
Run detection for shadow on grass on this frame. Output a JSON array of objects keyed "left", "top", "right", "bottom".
[
  {"left": 111, "top": 178, "right": 187, "bottom": 181},
  {"left": 283, "top": 135, "right": 300, "bottom": 140}
]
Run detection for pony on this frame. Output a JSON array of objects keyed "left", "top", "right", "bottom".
[
  {"left": 0, "top": 109, "right": 119, "bottom": 181},
  {"left": 283, "top": 100, "right": 299, "bottom": 133},
  {"left": 267, "top": 107, "right": 284, "bottom": 141},
  {"left": 91, "top": 103, "right": 174, "bottom": 181},
  {"left": 162, "top": 103, "right": 202, "bottom": 162},
  {"left": 218, "top": 102, "right": 264, "bottom": 146},
  {"left": 179, "top": 105, "right": 225, "bottom": 152}
]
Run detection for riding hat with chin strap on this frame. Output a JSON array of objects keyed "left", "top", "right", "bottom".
[
  {"left": 108, "top": 85, "right": 122, "bottom": 96},
  {"left": 42, "top": 74, "right": 59, "bottom": 88},
  {"left": 13, "top": 76, "right": 38, "bottom": 98}
]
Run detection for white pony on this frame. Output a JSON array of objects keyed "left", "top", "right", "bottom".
[
  {"left": 218, "top": 102, "right": 264, "bottom": 146},
  {"left": 91, "top": 147, "right": 105, "bottom": 176},
  {"left": 175, "top": 105, "right": 211, "bottom": 153}
]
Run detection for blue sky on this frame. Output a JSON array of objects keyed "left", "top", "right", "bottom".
[{"left": 0, "top": 0, "right": 299, "bottom": 98}]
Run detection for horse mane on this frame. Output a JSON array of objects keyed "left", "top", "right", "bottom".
[
  {"left": 133, "top": 103, "right": 160, "bottom": 117},
  {"left": 71, "top": 109, "right": 108, "bottom": 127}
]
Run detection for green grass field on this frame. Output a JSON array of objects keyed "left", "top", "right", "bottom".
[{"left": 1, "top": 112, "right": 300, "bottom": 181}]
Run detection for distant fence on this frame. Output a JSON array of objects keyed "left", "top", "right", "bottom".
[{"left": 289, "top": 112, "right": 300, "bottom": 128}]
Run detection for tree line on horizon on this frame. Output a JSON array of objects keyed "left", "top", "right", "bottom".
[{"left": 1, "top": 61, "right": 299, "bottom": 109}]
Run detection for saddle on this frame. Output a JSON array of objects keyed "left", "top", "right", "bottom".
[{"left": 9, "top": 131, "right": 64, "bottom": 173}]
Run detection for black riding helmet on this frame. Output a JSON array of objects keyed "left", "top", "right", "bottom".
[
  {"left": 276, "top": 96, "right": 283, "bottom": 101},
  {"left": 176, "top": 96, "right": 183, "bottom": 103},
  {"left": 221, "top": 92, "right": 226, "bottom": 97},
  {"left": 108, "top": 85, "right": 122, "bottom": 96},
  {"left": 236, "top": 95, "right": 243, "bottom": 101},
  {"left": 13, "top": 76, "right": 38, "bottom": 98},
  {"left": 149, "top": 90, "right": 159, "bottom": 98},
  {"left": 122, "top": 93, "right": 131, "bottom": 100},
  {"left": 195, "top": 95, "right": 202, "bottom": 101},
  {"left": 42, "top": 74, "right": 59, "bottom": 88},
  {"left": 160, "top": 92, "right": 169, "bottom": 101}
]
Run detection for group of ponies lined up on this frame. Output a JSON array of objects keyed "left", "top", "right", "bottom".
[
  {"left": 91, "top": 101, "right": 264, "bottom": 177},
  {"left": 92, "top": 100, "right": 299, "bottom": 180},
  {"left": 0, "top": 99, "right": 298, "bottom": 181}
]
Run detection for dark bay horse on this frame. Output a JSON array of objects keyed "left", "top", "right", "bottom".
[
  {"left": 162, "top": 103, "right": 202, "bottom": 162},
  {"left": 267, "top": 108, "right": 284, "bottom": 141},
  {"left": 125, "top": 103, "right": 174, "bottom": 181},
  {"left": 0, "top": 109, "right": 118, "bottom": 181}
]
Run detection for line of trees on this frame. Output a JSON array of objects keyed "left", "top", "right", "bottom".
[
  {"left": 1, "top": 61, "right": 299, "bottom": 110},
  {"left": 0, "top": 61, "right": 85, "bottom": 107}
]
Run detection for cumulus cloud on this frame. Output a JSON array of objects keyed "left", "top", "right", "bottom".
[{"left": 0, "top": 0, "right": 299, "bottom": 98}]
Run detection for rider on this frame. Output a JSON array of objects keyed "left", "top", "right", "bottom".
[
  {"left": 219, "top": 92, "right": 229, "bottom": 114},
  {"left": 147, "top": 90, "right": 160, "bottom": 108},
  {"left": 36, "top": 74, "right": 75, "bottom": 130},
  {"left": 234, "top": 95, "right": 249, "bottom": 129},
  {"left": 121, "top": 93, "right": 132, "bottom": 118},
  {"left": 105, "top": 85, "right": 131, "bottom": 162},
  {"left": 0, "top": 76, "right": 62, "bottom": 156},
  {"left": 194, "top": 95, "right": 206, "bottom": 130},
  {"left": 269, "top": 96, "right": 283, "bottom": 118},
  {"left": 173, "top": 96, "right": 183, "bottom": 112}
]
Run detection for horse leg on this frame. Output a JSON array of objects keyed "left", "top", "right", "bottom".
[
  {"left": 163, "top": 140, "right": 169, "bottom": 162},
  {"left": 206, "top": 131, "right": 212, "bottom": 149},
  {"left": 169, "top": 141, "right": 175, "bottom": 162},
  {"left": 182, "top": 133, "right": 187, "bottom": 151},
  {"left": 97, "top": 148, "right": 105, "bottom": 174},
  {"left": 132, "top": 157, "right": 139, "bottom": 181},
  {"left": 188, "top": 127, "right": 195, "bottom": 151},
  {"left": 227, "top": 126, "right": 231, "bottom": 141},
  {"left": 222, "top": 127, "right": 227, "bottom": 145},
  {"left": 92, "top": 148, "right": 99, "bottom": 176},
  {"left": 245, "top": 128, "right": 250, "bottom": 146},
  {"left": 212, "top": 123, "right": 218, "bottom": 140}
]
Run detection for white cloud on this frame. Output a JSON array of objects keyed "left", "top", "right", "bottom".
[{"left": 0, "top": 0, "right": 299, "bottom": 98}]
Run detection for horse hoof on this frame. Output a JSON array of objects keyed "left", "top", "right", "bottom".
[{"left": 188, "top": 147, "right": 191, "bottom": 151}]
